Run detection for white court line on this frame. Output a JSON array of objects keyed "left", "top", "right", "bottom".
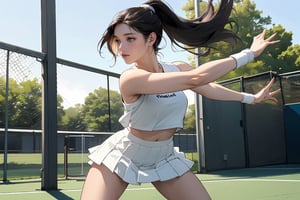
[
  {"left": 126, "top": 187, "right": 155, "bottom": 191},
  {"left": 1, "top": 178, "right": 300, "bottom": 196},
  {"left": 251, "top": 167, "right": 300, "bottom": 170},
  {"left": 203, "top": 178, "right": 300, "bottom": 183},
  {"left": 0, "top": 188, "right": 155, "bottom": 195},
  {"left": 0, "top": 191, "right": 45, "bottom": 195}
]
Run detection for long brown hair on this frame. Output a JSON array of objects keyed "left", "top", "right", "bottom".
[{"left": 98, "top": 0, "right": 238, "bottom": 63}]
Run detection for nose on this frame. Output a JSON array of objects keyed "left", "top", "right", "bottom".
[{"left": 118, "top": 41, "right": 124, "bottom": 51}]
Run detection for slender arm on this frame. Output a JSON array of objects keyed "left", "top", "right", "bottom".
[{"left": 192, "top": 82, "right": 243, "bottom": 102}]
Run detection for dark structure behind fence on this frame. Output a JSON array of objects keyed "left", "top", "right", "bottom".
[
  {"left": 202, "top": 71, "right": 300, "bottom": 171},
  {"left": 1, "top": 40, "right": 300, "bottom": 182}
]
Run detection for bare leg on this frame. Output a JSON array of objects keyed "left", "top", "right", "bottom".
[
  {"left": 152, "top": 171, "right": 211, "bottom": 200},
  {"left": 81, "top": 163, "right": 128, "bottom": 200}
]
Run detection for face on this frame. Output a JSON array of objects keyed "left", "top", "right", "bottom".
[{"left": 113, "top": 23, "right": 152, "bottom": 64}]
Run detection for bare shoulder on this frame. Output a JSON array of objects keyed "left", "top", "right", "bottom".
[
  {"left": 171, "top": 61, "right": 193, "bottom": 72},
  {"left": 120, "top": 67, "right": 149, "bottom": 82},
  {"left": 119, "top": 67, "right": 150, "bottom": 92},
  {"left": 119, "top": 67, "right": 149, "bottom": 103}
]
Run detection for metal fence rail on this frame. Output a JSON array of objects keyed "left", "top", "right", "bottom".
[{"left": 0, "top": 41, "right": 121, "bottom": 185}]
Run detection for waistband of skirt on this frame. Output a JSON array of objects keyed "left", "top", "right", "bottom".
[{"left": 121, "top": 128, "right": 173, "bottom": 147}]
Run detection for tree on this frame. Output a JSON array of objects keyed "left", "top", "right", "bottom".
[
  {"left": 183, "top": 104, "right": 196, "bottom": 131},
  {"left": 0, "top": 77, "right": 65, "bottom": 129},
  {"left": 180, "top": 0, "right": 300, "bottom": 131},
  {"left": 182, "top": 0, "right": 298, "bottom": 80},
  {"left": 57, "top": 94, "right": 65, "bottom": 130},
  {"left": 1, "top": 76, "right": 123, "bottom": 131},
  {"left": 60, "top": 104, "right": 86, "bottom": 131},
  {"left": 0, "top": 78, "right": 22, "bottom": 128},
  {"left": 0, "top": 76, "right": 7, "bottom": 127},
  {"left": 278, "top": 44, "right": 300, "bottom": 72},
  {"left": 81, "top": 87, "right": 123, "bottom": 132},
  {"left": 14, "top": 78, "right": 42, "bottom": 129},
  {"left": 0, "top": 77, "right": 6, "bottom": 127}
]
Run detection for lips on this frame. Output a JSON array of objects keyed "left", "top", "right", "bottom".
[
  {"left": 121, "top": 54, "right": 130, "bottom": 61},
  {"left": 120, "top": 54, "right": 132, "bottom": 64},
  {"left": 121, "top": 53, "right": 129, "bottom": 57}
]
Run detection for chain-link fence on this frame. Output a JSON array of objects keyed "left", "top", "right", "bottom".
[
  {"left": 0, "top": 42, "right": 122, "bottom": 181},
  {"left": 0, "top": 42, "right": 198, "bottom": 180},
  {"left": 1, "top": 39, "right": 300, "bottom": 180}
]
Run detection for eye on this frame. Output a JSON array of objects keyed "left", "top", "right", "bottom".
[{"left": 127, "top": 37, "right": 135, "bottom": 42}]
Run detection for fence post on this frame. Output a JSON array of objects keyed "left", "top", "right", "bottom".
[
  {"left": 3, "top": 50, "right": 10, "bottom": 182},
  {"left": 41, "top": 0, "right": 58, "bottom": 190}
]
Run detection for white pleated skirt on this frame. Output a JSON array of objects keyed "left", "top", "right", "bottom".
[{"left": 88, "top": 128, "right": 194, "bottom": 185}]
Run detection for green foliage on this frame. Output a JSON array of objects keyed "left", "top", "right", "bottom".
[
  {"left": 60, "top": 104, "right": 86, "bottom": 131},
  {"left": 3, "top": 0, "right": 300, "bottom": 134},
  {"left": 0, "top": 77, "right": 7, "bottom": 126},
  {"left": 183, "top": 104, "right": 196, "bottom": 131},
  {"left": 65, "top": 87, "right": 123, "bottom": 132},
  {"left": 0, "top": 77, "right": 42, "bottom": 129},
  {"left": 278, "top": 44, "right": 300, "bottom": 72},
  {"left": 0, "top": 77, "right": 123, "bottom": 132},
  {"left": 181, "top": 0, "right": 300, "bottom": 130},
  {"left": 182, "top": 0, "right": 300, "bottom": 80},
  {"left": 15, "top": 78, "right": 42, "bottom": 129}
]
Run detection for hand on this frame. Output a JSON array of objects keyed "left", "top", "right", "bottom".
[
  {"left": 254, "top": 77, "right": 281, "bottom": 104},
  {"left": 250, "top": 29, "right": 280, "bottom": 58}
]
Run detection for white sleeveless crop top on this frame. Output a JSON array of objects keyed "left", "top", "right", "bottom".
[{"left": 118, "top": 63, "right": 188, "bottom": 131}]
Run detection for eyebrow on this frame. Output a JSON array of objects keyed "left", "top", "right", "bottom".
[
  {"left": 115, "top": 32, "right": 135, "bottom": 38},
  {"left": 114, "top": 32, "right": 136, "bottom": 38},
  {"left": 126, "top": 32, "right": 137, "bottom": 36}
]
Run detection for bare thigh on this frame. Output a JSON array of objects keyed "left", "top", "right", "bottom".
[
  {"left": 152, "top": 171, "right": 211, "bottom": 200},
  {"left": 80, "top": 163, "right": 128, "bottom": 200}
]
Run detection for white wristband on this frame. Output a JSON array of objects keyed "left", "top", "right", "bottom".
[
  {"left": 230, "top": 48, "right": 254, "bottom": 68},
  {"left": 241, "top": 92, "right": 255, "bottom": 104},
  {"left": 241, "top": 49, "right": 254, "bottom": 62}
]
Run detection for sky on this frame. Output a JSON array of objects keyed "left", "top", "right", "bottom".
[{"left": 1, "top": 0, "right": 300, "bottom": 107}]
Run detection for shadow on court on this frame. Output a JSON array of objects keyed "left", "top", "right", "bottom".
[
  {"left": 0, "top": 165, "right": 299, "bottom": 200},
  {"left": 47, "top": 190, "right": 74, "bottom": 200}
]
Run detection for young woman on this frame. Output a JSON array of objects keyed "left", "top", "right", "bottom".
[{"left": 81, "top": 0, "right": 280, "bottom": 199}]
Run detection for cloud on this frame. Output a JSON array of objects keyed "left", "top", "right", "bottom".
[{"left": 57, "top": 76, "right": 89, "bottom": 108}]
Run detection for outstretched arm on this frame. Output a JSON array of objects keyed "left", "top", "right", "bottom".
[
  {"left": 192, "top": 77, "right": 281, "bottom": 104},
  {"left": 191, "top": 29, "right": 280, "bottom": 85},
  {"left": 120, "top": 30, "right": 279, "bottom": 99}
]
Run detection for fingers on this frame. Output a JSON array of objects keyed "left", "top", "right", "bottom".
[
  {"left": 265, "top": 32, "right": 277, "bottom": 41},
  {"left": 255, "top": 29, "right": 280, "bottom": 44},
  {"left": 255, "top": 77, "right": 281, "bottom": 104},
  {"left": 266, "top": 33, "right": 280, "bottom": 44},
  {"left": 265, "top": 77, "right": 280, "bottom": 96},
  {"left": 265, "top": 77, "right": 275, "bottom": 89},
  {"left": 251, "top": 29, "right": 280, "bottom": 57},
  {"left": 267, "top": 88, "right": 281, "bottom": 103},
  {"left": 270, "top": 88, "right": 281, "bottom": 96},
  {"left": 268, "top": 40, "right": 280, "bottom": 45},
  {"left": 263, "top": 79, "right": 281, "bottom": 103},
  {"left": 269, "top": 96, "right": 279, "bottom": 103},
  {"left": 256, "top": 29, "right": 267, "bottom": 39}
]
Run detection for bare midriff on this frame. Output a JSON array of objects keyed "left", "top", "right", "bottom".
[{"left": 130, "top": 127, "right": 176, "bottom": 142}]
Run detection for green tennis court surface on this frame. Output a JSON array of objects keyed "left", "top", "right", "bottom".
[{"left": 1, "top": 164, "right": 300, "bottom": 200}]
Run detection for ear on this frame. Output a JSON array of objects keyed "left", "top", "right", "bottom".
[{"left": 148, "top": 32, "right": 157, "bottom": 46}]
